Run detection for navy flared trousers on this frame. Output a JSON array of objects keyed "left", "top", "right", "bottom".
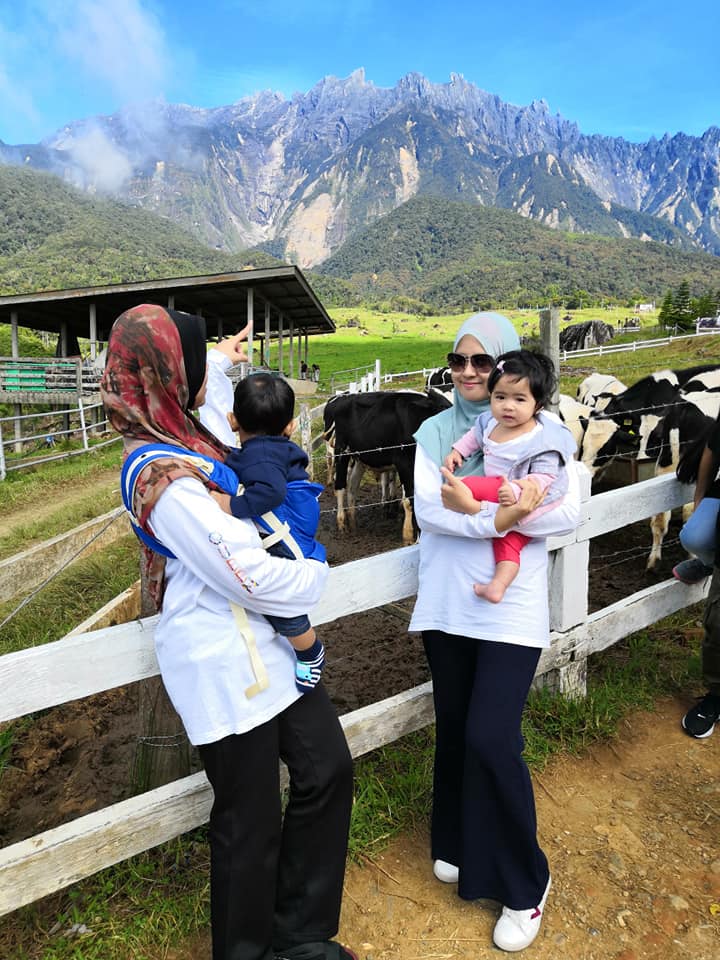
[{"left": 423, "top": 630, "right": 549, "bottom": 910}]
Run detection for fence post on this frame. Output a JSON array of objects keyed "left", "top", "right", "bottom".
[
  {"left": 539, "top": 308, "right": 559, "bottom": 414},
  {"left": 540, "top": 464, "right": 592, "bottom": 699},
  {"left": 298, "top": 402, "right": 312, "bottom": 480},
  {"left": 0, "top": 422, "right": 5, "bottom": 481},
  {"left": 78, "top": 398, "right": 89, "bottom": 450},
  {"left": 374, "top": 358, "right": 381, "bottom": 391}
]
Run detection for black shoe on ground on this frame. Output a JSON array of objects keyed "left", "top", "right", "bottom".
[
  {"left": 672, "top": 558, "right": 714, "bottom": 584},
  {"left": 682, "top": 693, "right": 720, "bottom": 738}
]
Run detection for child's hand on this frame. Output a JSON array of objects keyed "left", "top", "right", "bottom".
[
  {"left": 210, "top": 490, "right": 232, "bottom": 514},
  {"left": 497, "top": 477, "right": 517, "bottom": 507},
  {"left": 443, "top": 449, "right": 464, "bottom": 473}
]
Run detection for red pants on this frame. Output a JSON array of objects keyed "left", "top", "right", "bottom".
[{"left": 462, "top": 475, "right": 531, "bottom": 566}]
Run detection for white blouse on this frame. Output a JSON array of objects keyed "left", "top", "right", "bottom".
[
  {"left": 408, "top": 444, "right": 582, "bottom": 648},
  {"left": 150, "top": 477, "right": 328, "bottom": 745}
]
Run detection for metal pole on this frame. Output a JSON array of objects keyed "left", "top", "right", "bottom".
[
  {"left": 278, "top": 315, "right": 284, "bottom": 375},
  {"left": 245, "top": 288, "right": 254, "bottom": 367},
  {"left": 289, "top": 320, "right": 295, "bottom": 378},
  {"left": 89, "top": 303, "right": 97, "bottom": 360},
  {"left": 0, "top": 422, "right": 6, "bottom": 481},
  {"left": 264, "top": 301, "right": 271, "bottom": 370},
  {"left": 78, "top": 397, "right": 89, "bottom": 450}
]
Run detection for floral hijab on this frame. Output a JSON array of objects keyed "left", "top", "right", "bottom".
[
  {"left": 101, "top": 303, "right": 228, "bottom": 607},
  {"left": 413, "top": 311, "right": 520, "bottom": 477}
]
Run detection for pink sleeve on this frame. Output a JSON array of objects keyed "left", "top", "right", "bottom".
[{"left": 453, "top": 428, "right": 481, "bottom": 459}]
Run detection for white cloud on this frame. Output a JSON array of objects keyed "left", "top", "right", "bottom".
[
  {"left": 65, "top": 126, "right": 133, "bottom": 191},
  {"left": 46, "top": 0, "right": 169, "bottom": 104}
]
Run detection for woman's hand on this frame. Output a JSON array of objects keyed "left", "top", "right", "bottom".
[
  {"left": 215, "top": 324, "right": 252, "bottom": 364},
  {"left": 494, "top": 478, "right": 546, "bottom": 532},
  {"left": 439, "top": 467, "right": 482, "bottom": 514}
]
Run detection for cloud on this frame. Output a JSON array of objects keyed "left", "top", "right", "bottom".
[
  {"left": 64, "top": 125, "right": 133, "bottom": 192},
  {"left": 46, "top": 0, "right": 169, "bottom": 104}
]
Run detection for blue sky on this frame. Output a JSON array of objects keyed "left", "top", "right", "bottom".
[{"left": 1, "top": 0, "right": 718, "bottom": 145}]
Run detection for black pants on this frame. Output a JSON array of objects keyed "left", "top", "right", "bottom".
[
  {"left": 198, "top": 685, "right": 353, "bottom": 960},
  {"left": 423, "top": 630, "right": 549, "bottom": 911}
]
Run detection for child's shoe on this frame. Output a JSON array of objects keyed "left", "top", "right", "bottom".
[{"left": 295, "top": 639, "right": 325, "bottom": 693}]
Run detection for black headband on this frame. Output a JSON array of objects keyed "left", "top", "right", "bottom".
[{"left": 168, "top": 309, "right": 207, "bottom": 409}]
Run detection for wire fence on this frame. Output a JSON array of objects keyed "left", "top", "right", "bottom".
[{"left": 0, "top": 400, "right": 117, "bottom": 480}]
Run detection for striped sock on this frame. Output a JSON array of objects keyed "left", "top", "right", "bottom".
[{"left": 295, "top": 639, "right": 325, "bottom": 693}]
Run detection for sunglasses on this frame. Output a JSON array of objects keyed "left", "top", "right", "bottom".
[{"left": 446, "top": 352, "right": 495, "bottom": 373}]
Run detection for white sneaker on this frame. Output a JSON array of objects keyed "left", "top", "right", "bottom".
[
  {"left": 492, "top": 876, "right": 551, "bottom": 952},
  {"left": 432, "top": 859, "right": 459, "bottom": 883}
]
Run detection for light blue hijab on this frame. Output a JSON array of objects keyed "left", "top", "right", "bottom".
[{"left": 414, "top": 311, "right": 520, "bottom": 477}]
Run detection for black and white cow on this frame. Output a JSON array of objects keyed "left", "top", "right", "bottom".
[
  {"left": 578, "top": 364, "right": 720, "bottom": 568},
  {"left": 325, "top": 389, "right": 452, "bottom": 543},
  {"left": 425, "top": 366, "right": 454, "bottom": 393},
  {"left": 576, "top": 373, "right": 627, "bottom": 412},
  {"left": 579, "top": 365, "right": 720, "bottom": 479}
]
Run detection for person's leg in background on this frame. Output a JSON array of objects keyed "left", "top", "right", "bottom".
[{"left": 683, "top": 564, "right": 720, "bottom": 737}]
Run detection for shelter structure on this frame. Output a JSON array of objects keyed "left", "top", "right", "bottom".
[
  {"left": 0, "top": 266, "right": 334, "bottom": 460},
  {"left": 0, "top": 266, "right": 335, "bottom": 404}
]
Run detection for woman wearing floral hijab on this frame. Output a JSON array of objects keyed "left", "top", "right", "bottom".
[
  {"left": 102, "top": 304, "right": 355, "bottom": 960},
  {"left": 410, "top": 312, "right": 581, "bottom": 952}
]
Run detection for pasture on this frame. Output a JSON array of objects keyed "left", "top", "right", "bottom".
[{"left": 308, "top": 305, "right": 663, "bottom": 377}]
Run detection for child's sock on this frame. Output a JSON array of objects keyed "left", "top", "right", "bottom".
[{"left": 295, "top": 638, "right": 325, "bottom": 693}]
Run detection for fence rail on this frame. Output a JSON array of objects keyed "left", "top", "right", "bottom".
[{"left": 0, "top": 467, "right": 708, "bottom": 916}]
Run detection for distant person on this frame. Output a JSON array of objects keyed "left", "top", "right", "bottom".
[
  {"left": 208, "top": 371, "right": 327, "bottom": 692},
  {"left": 300, "top": 360, "right": 309, "bottom": 380},
  {"left": 443, "top": 349, "right": 576, "bottom": 603},
  {"left": 673, "top": 411, "right": 720, "bottom": 738},
  {"left": 312, "top": 363, "right": 320, "bottom": 382},
  {"left": 673, "top": 411, "right": 720, "bottom": 586}
]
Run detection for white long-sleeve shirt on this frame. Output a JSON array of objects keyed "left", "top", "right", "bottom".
[
  {"left": 198, "top": 348, "right": 237, "bottom": 446},
  {"left": 150, "top": 478, "right": 328, "bottom": 744},
  {"left": 408, "top": 444, "right": 582, "bottom": 648}
]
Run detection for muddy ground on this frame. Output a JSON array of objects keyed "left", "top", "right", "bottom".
[{"left": 2, "top": 477, "right": 718, "bottom": 959}]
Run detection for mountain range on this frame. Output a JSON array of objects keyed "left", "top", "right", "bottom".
[{"left": 1, "top": 70, "right": 719, "bottom": 268}]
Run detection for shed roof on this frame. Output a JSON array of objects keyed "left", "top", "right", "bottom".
[{"left": 0, "top": 266, "right": 335, "bottom": 342}]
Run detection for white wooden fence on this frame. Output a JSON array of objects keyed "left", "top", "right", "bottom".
[{"left": 0, "top": 468, "right": 708, "bottom": 917}]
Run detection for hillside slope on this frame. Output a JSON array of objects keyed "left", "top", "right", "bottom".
[{"left": 316, "top": 196, "right": 720, "bottom": 309}]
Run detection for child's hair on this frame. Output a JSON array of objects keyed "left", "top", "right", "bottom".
[
  {"left": 487, "top": 349, "right": 557, "bottom": 409},
  {"left": 233, "top": 373, "right": 295, "bottom": 435}
]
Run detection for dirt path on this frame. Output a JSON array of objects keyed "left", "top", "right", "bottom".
[{"left": 166, "top": 698, "right": 720, "bottom": 960}]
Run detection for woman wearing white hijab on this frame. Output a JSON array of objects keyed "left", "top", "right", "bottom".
[{"left": 410, "top": 312, "right": 581, "bottom": 952}]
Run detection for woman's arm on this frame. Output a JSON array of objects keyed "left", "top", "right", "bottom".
[
  {"left": 151, "top": 477, "right": 327, "bottom": 616},
  {"left": 413, "top": 444, "right": 501, "bottom": 539},
  {"left": 414, "top": 445, "right": 582, "bottom": 540},
  {"left": 515, "top": 462, "right": 582, "bottom": 538}
]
